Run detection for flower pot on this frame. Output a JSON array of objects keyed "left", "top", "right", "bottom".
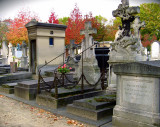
[{"left": 10, "top": 62, "right": 17, "bottom": 73}]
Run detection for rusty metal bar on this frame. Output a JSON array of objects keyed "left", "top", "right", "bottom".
[
  {"left": 81, "top": 52, "right": 84, "bottom": 93},
  {"left": 54, "top": 72, "right": 58, "bottom": 99},
  {"left": 62, "top": 53, "right": 65, "bottom": 86},
  {"left": 37, "top": 70, "right": 41, "bottom": 94}
]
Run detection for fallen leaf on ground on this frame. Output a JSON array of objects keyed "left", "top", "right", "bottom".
[{"left": 0, "top": 95, "right": 4, "bottom": 98}]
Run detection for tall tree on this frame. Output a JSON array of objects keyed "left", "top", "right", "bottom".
[
  {"left": 104, "top": 17, "right": 121, "bottom": 41},
  {"left": 84, "top": 13, "right": 107, "bottom": 42},
  {"left": 0, "top": 19, "right": 11, "bottom": 48},
  {"left": 48, "top": 11, "right": 59, "bottom": 24},
  {"left": 65, "top": 4, "right": 84, "bottom": 45},
  {"left": 58, "top": 17, "right": 69, "bottom": 25},
  {"left": 6, "top": 9, "right": 39, "bottom": 46},
  {"left": 139, "top": 3, "right": 160, "bottom": 44}
]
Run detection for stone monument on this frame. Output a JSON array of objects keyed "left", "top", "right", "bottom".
[
  {"left": 1, "top": 41, "right": 8, "bottom": 64},
  {"left": 108, "top": 0, "right": 146, "bottom": 90},
  {"left": 77, "top": 21, "right": 100, "bottom": 84},
  {"left": 112, "top": 61, "right": 160, "bottom": 127},
  {"left": 8, "top": 43, "right": 13, "bottom": 64},
  {"left": 21, "top": 41, "right": 28, "bottom": 68}
]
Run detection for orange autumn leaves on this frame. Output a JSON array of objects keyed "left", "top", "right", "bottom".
[{"left": 6, "top": 9, "right": 39, "bottom": 46}]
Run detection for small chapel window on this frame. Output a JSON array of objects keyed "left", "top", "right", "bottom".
[
  {"left": 49, "top": 38, "right": 54, "bottom": 45},
  {"left": 50, "top": 31, "right": 54, "bottom": 34}
]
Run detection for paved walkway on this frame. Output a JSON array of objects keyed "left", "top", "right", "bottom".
[{"left": 0, "top": 95, "right": 87, "bottom": 127}]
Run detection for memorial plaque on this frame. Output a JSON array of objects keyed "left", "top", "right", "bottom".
[{"left": 122, "top": 77, "right": 153, "bottom": 106}]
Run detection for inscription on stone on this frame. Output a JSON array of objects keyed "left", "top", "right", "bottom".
[{"left": 123, "top": 79, "right": 152, "bottom": 106}]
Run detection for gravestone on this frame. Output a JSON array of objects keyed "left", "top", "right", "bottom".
[
  {"left": 108, "top": 0, "right": 146, "bottom": 91},
  {"left": 8, "top": 43, "right": 13, "bottom": 64},
  {"left": 21, "top": 41, "right": 28, "bottom": 68},
  {"left": 151, "top": 41, "right": 160, "bottom": 60},
  {"left": 1, "top": 41, "right": 8, "bottom": 64},
  {"left": 77, "top": 21, "right": 100, "bottom": 84},
  {"left": 112, "top": 61, "right": 160, "bottom": 127}
]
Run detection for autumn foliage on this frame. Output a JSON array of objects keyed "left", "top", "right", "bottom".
[
  {"left": 48, "top": 11, "right": 59, "bottom": 24},
  {"left": 65, "top": 5, "right": 85, "bottom": 45},
  {"left": 6, "top": 9, "right": 39, "bottom": 46}
]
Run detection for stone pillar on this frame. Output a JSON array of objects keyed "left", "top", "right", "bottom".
[{"left": 21, "top": 41, "right": 28, "bottom": 68}]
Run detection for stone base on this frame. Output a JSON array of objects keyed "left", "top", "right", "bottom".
[
  {"left": 14, "top": 77, "right": 54, "bottom": 100},
  {"left": 112, "top": 106, "right": 160, "bottom": 127},
  {"left": 67, "top": 95, "right": 116, "bottom": 121},
  {"left": 77, "top": 58, "right": 101, "bottom": 84},
  {"left": 36, "top": 89, "right": 105, "bottom": 109},
  {"left": 0, "top": 83, "right": 17, "bottom": 94}
]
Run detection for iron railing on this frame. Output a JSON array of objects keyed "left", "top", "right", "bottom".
[{"left": 37, "top": 43, "right": 108, "bottom": 99}]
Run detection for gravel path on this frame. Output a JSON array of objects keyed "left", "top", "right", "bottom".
[{"left": 0, "top": 95, "right": 87, "bottom": 127}]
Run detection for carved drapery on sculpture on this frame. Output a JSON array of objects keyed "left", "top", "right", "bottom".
[{"left": 109, "top": 0, "right": 146, "bottom": 62}]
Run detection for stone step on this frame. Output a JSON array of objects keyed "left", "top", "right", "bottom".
[
  {"left": 14, "top": 77, "right": 54, "bottom": 100},
  {"left": 36, "top": 90, "right": 106, "bottom": 109},
  {"left": 67, "top": 103, "right": 114, "bottom": 121},
  {"left": 73, "top": 98, "right": 115, "bottom": 110},
  {"left": 0, "top": 72, "right": 32, "bottom": 85}
]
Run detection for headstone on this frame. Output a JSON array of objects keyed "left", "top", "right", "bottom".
[
  {"left": 76, "top": 21, "right": 100, "bottom": 84},
  {"left": 108, "top": 0, "right": 146, "bottom": 91},
  {"left": 151, "top": 41, "right": 160, "bottom": 60},
  {"left": 8, "top": 43, "right": 13, "bottom": 64},
  {"left": 1, "top": 41, "right": 8, "bottom": 64},
  {"left": 21, "top": 41, "right": 28, "bottom": 68},
  {"left": 70, "top": 40, "right": 75, "bottom": 58},
  {"left": 112, "top": 61, "right": 160, "bottom": 127}
]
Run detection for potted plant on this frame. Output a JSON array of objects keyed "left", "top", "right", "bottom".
[
  {"left": 10, "top": 56, "right": 17, "bottom": 73},
  {"left": 57, "top": 64, "right": 72, "bottom": 74}
]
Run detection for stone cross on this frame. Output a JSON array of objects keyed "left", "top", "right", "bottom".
[
  {"left": 80, "top": 21, "right": 97, "bottom": 59},
  {"left": 70, "top": 40, "right": 75, "bottom": 58},
  {"left": 22, "top": 41, "right": 27, "bottom": 57},
  {"left": 131, "top": 16, "right": 145, "bottom": 39},
  {"left": 112, "top": 0, "right": 140, "bottom": 37}
]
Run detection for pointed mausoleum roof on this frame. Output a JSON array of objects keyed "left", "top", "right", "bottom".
[{"left": 25, "top": 19, "right": 67, "bottom": 29}]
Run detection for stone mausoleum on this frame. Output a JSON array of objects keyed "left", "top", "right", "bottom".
[{"left": 25, "top": 19, "right": 67, "bottom": 74}]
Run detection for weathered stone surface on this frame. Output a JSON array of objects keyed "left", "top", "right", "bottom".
[
  {"left": 0, "top": 72, "right": 32, "bottom": 85},
  {"left": 112, "top": 61, "right": 160, "bottom": 127},
  {"left": 36, "top": 89, "right": 105, "bottom": 109},
  {"left": 113, "top": 61, "right": 160, "bottom": 76},
  {"left": 0, "top": 83, "right": 17, "bottom": 94},
  {"left": 14, "top": 77, "right": 54, "bottom": 100},
  {"left": 67, "top": 95, "right": 115, "bottom": 121}
]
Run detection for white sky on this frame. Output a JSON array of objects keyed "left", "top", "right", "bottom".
[{"left": 0, "top": 0, "right": 160, "bottom": 22}]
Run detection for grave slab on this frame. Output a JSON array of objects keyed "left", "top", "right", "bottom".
[
  {"left": 36, "top": 88, "right": 105, "bottom": 109},
  {"left": 67, "top": 95, "right": 116, "bottom": 121},
  {"left": 14, "top": 77, "right": 54, "bottom": 100},
  {"left": 0, "top": 72, "right": 32, "bottom": 85}
]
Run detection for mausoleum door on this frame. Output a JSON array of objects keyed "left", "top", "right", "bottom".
[{"left": 31, "top": 40, "right": 36, "bottom": 74}]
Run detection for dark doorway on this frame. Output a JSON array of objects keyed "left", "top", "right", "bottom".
[{"left": 30, "top": 40, "right": 36, "bottom": 74}]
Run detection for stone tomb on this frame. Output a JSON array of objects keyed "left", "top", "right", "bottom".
[
  {"left": 25, "top": 19, "right": 67, "bottom": 74},
  {"left": 112, "top": 61, "right": 160, "bottom": 127}
]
